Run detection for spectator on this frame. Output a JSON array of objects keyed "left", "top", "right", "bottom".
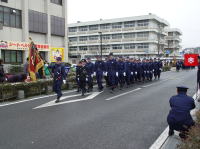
[
  {"left": 24, "top": 57, "right": 29, "bottom": 76},
  {"left": 0, "top": 59, "right": 5, "bottom": 83},
  {"left": 44, "top": 61, "right": 51, "bottom": 79}
]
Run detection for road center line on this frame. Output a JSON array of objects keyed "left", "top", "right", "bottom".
[{"left": 105, "top": 88, "right": 142, "bottom": 101}]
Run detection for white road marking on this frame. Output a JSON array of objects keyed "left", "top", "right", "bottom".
[
  {"left": 0, "top": 90, "right": 77, "bottom": 108},
  {"left": 34, "top": 92, "right": 102, "bottom": 109},
  {"left": 149, "top": 126, "right": 169, "bottom": 149},
  {"left": 105, "top": 88, "right": 142, "bottom": 101},
  {"left": 149, "top": 91, "right": 199, "bottom": 149}
]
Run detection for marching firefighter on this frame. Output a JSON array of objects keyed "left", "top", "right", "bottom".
[
  {"left": 76, "top": 59, "right": 88, "bottom": 96},
  {"left": 48, "top": 57, "right": 66, "bottom": 103}
]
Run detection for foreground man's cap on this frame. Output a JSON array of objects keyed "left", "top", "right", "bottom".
[{"left": 177, "top": 86, "right": 189, "bottom": 92}]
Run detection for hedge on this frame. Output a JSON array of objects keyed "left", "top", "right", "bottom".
[
  {"left": 178, "top": 110, "right": 200, "bottom": 149},
  {"left": 0, "top": 76, "right": 76, "bottom": 101}
]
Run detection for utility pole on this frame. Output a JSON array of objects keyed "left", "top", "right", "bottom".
[{"left": 98, "top": 32, "right": 103, "bottom": 60}]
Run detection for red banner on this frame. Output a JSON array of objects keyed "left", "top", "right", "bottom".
[{"left": 184, "top": 54, "right": 199, "bottom": 66}]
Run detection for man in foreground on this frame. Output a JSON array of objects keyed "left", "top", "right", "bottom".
[{"left": 167, "top": 86, "right": 195, "bottom": 139}]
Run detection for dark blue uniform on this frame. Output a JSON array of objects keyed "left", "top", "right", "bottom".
[
  {"left": 94, "top": 60, "right": 105, "bottom": 91},
  {"left": 107, "top": 59, "right": 118, "bottom": 90},
  {"left": 49, "top": 63, "right": 66, "bottom": 99},
  {"left": 167, "top": 93, "right": 195, "bottom": 132},
  {"left": 137, "top": 62, "right": 143, "bottom": 82},
  {"left": 117, "top": 60, "right": 126, "bottom": 88},
  {"left": 125, "top": 61, "right": 132, "bottom": 85},
  {"left": 85, "top": 62, "right": 94, "bottom": 91}
]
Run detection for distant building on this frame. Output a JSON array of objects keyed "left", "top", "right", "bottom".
[
  {"left": 68, "top": 14, "right": 169, "bottom": 63},
  {"left": 164, "top": 28, "right": 182, "bottom": 57},
  {"left": 0, "top": 0, "right": 68, "bottom": 70}
]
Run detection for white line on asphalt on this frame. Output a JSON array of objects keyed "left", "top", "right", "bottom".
[
  {"left": 105, "top": 88, "right": 142, "bottom": 101},
  {"left": 149, "top": 126, "right": 169, "bottom": 149},
  {"left": 34, "top": 92, "right": 102, "bottom": 109},
  {"left": 149, "top": 91, "right": 199, "bottom": 149},
  {"left": 0, "top": 90, "right": 76, "bottom": 108}
]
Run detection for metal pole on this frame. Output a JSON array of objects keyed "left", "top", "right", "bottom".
[{"left": 99, "top": 32, "right": 102, "bottom": 60}]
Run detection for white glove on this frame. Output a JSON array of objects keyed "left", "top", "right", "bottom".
[
  {"left": 91, "top": 74, "right": 94, "bottom": 77},
  {"left": 135, "top": 72, "right": 137, "bottom": 75},
  {"left": 123, "top": 72, "right": 126, "bottom": 76},
  {"left": 116, "top": 72, "right": 119, "bottom": 77},
  {"left": 147, "top": 71, "right": 149, "bottom": 73},
  {"left": 104, "top": 72, "right": 108, "bottom": 76},
  {"left": 63, "top": 80, "right": 66, "bottom": 84},
  {"left": 160, "top": 68, "right": 162, "bottom": 71},
  {"left": 144, "top": 71, "right": 147, "bottom": 73},
  {"left": 131, "top": 72, "right": 133, "bottom": 75},
  {"left": 93, "top": 72, "right": 96, "bottom": 76},
  {"left": 86, "top": 78, "right": 88, "bottom": 81},
  {"left": 153, "top": 69, "right": 154, "bottom": 72},
  {"left": 77, "top": 78, "right": 80, "bottom": 81}
]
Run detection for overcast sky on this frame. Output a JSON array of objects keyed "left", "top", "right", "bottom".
[{"left": 68, "top": 0, "right": 200, "bottom": 48}]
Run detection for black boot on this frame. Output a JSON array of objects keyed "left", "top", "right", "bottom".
[{"left": 168, "top": 129, "right": 174, "bottom": 136}]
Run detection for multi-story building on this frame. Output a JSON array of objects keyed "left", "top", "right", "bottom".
[
  {"left": 164, "top": 28, "right": 182, "bottom": 57},
  {"left": 68, "top": 14, "right": 169, "bottom": 63},
  {"left": 0, "top": 0, "right": 68, "bottom": 71}
]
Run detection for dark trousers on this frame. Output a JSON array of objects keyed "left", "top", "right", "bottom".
[
  {"left": 97, "top": 73, "right": 103, "bottom": 90},
  {"left": 53, "top": 80, "right": 63, "bottom": 98},
  {"left": 87, "top": 75, "right": 93, "bottom": 90}
]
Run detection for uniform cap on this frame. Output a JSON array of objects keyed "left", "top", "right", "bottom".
[
  {"left": 56, "top": 57, "right": 62, "bottom": 61},
  {"left": 109, "top": 52, "right": 113, "bottom": 56},
  {"left": 176, "top": 86, "right": 189, "bottom": 92},
  {"left": 81, "top": 59, "right": 87, "bottom": 62}
]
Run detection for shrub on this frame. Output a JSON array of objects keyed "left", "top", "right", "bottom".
[{"left": 178, "top": 110, "right": 200, "bottom": 149}]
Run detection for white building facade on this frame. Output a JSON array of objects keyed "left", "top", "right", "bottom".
[
  {"left": 164, "top": 28, "right": 182, "bottom": 57},
  {"left": 0, "top": 0, "right": 68, "bottom": 67},
  {"left": 68, "top": 14, "right": 169, "bottom": 63}
]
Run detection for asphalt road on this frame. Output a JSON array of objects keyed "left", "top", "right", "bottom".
[{"left": 0, "top": 69, "right": 197, "bottom": 149}]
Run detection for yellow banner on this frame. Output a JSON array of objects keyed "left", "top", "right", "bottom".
[{"left": 50, "top": 47, "right": 65, "bottom": 62}]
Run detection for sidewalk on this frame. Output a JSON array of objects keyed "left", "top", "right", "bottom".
[{"left": 150, "top": 91, "right": 200, "bottom": 149}]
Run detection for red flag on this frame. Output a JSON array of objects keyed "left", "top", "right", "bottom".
[{"left": 184, "top": 54, "right": 199, "bottom": 66}]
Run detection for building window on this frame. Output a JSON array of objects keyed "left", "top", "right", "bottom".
[
  {"left": 124, "top": 21, "right": 135, "bottom": 28},
  {"left": 1, "top": 50, "right": 23, "bottom": 64},
  {"left": 102, "top": 35, "right": 110, "bottom": 40},
  {"left": 112, "top": 34, "right": 122, "bottom": 39},
  {"left": 112, "top": 44, "right": 122, "bottom": 50},
  {"left": 69, "top": 37, "right": 77, "bottom": 42},
  {"left": 1, "top": 0, "right": 8, "bottom": 2},
  {"left": 69, "top": 27, "right": 77, "bottom": 32},
  {"left": 51, "top": 15, "right": 65, "bottom": 36},
  {"left": 124, "top": 33, "right": 135, "bottom": 38},
  {"left": 29, "top": 10, "right": 48, "bottom": 34},
  {"left": 137, "top": 32, "right": 149, "bottom": 38},
  {"left": 102, "top": 45, "right": 110, "bottom": 50},
  {"left": 89, "top": 25, "right": 98, "bottom": 31},
  {"left": 50, "top": 0, "right": 62, "bottom": 5},
  {"left": 89, "top": 35, "right": 98, "bottom": 41},
  {"left": 137, "top": 43, "right": 149, "bottom": 49},
  {"left": 79, "top": 36, "right": 88, "bottom": 41},
  {"left": 89, "top": 46, "right": 99, "bottom": 51},
  {"left": 137, "top": 20, "right": 149, "bottom": 27},
  {"left": 0, "top": 6, "right": 22, "bottom": 28},
  {"left": 79, "top": 46, "right": 88, "bottom": 51},
  {"left": 79, "top": 26, "right": 88, "bottom": 32},
  {"left": 100, "top": 24, "right": 110, "bottom": 30},
  {"left": 124, "top": 44, "right": 135, "bottom": 49},
  {"left": 69, "top": 46, "right": 78, "bottom": 51},
  {"left": 112, "top": 22, "right": 122, "bottom": 29}
]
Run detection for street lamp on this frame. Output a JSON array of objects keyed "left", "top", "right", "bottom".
[{"left": 98, "top": 32, "right": 103, "bottom": 60}]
